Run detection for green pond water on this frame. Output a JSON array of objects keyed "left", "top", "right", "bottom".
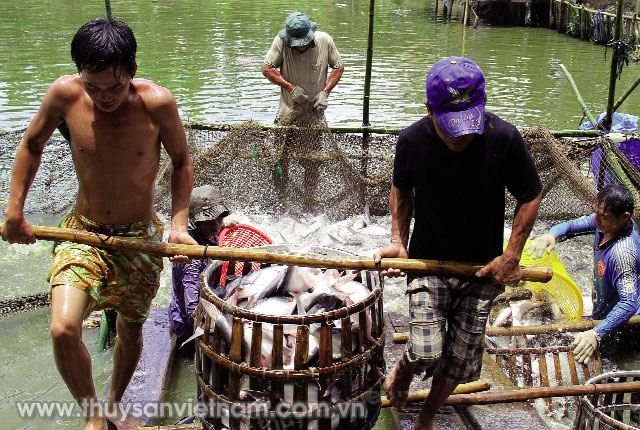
[
  {"left": 0, "top": 0, "right": 639, "bottom": 131},
  {"left": 2, "top": 0, "right": 640, "bottom": 428}
]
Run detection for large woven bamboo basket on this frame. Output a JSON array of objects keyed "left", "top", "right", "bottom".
[{"left": 195, "top": 245, "right": 386, "bottom": 430}]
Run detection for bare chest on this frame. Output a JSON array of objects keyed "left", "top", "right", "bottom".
[{"left": 65, "top": 105, "right": 160, "bottom": 164}]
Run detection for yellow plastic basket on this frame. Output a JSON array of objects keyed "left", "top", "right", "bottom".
[{"left": 505, "top": 240, "right": 583, "bottom": 322}]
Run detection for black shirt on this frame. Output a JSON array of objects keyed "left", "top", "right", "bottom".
[{"left": 393, "top": 113, "right": 542, "bottom": 263}]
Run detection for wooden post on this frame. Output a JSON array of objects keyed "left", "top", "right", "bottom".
[
  {"left": 435, "top": 0, "right": 440, "bottom": 18},
  {"left": 105, "top": 0, "right": 113, "bottom": 20},
  {"left": 362, "top": 0, "right": 375, "bottom": 130},
  {"left": 464, "top": 0, "right": 471, "bottom": 26},
  {"left": 604, "top": 0, "right": 626, "bottom": 130},
  {"left": 550, "top": 0, "right": 555, "bottom": 28}
]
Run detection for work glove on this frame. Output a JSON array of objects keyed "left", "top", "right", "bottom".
[
  {"left": 311, "top": 90, "right": 329, "bottom": 112},
  {"left": 572, "top": 330, "right": 599, "bottom": 364},
  {"left": 526, "top": 233, "right": 556, "bottom": 259},
  {"left": 290, "top": 86, "right": 308, "bottom": 105}
]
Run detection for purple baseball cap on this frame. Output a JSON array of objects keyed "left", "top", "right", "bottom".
[{"left": 426, "top": 57, "right": 486, "bottom": 138}]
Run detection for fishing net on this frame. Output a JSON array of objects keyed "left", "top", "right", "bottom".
[
  {"left": 1, "top": 117, "right": 639, "bottom": 224},
  {"left": 153, "top": 105, "right": 395, "bottom": 219}
]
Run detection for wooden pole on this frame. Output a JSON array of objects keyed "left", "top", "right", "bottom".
[
  {"left": 0, "top": 224, "right": 553, "bottom": 282},
  {"left": 362, "top": 0, "right": 375, "bottom": 129},
  {"left": 443, "top": 381, "right": 640, "bottom": 405},
  {"left": 105, "top": 0, "right": 113, "bottom": 21},
  {"left": 381, "top": 379, "right": 491, "bottom": 407},
  {"left": 559, "top": 63, "right": 599, "bottom": 128},
  {"left": 392, "top": 315, "right": 640, "bottom": 343},
  {"left": 604, "top": 0, "right": 626, "bottom": 130}
]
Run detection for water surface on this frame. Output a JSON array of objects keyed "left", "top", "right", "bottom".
[{"left": 0, "top": 0, "right": 638, "bottom": 131}]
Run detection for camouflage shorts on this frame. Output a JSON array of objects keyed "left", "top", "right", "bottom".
[
  {"left": 403, "top": 276, "right": 503, "bottom": 385},
  {"left": 47, "top": 207, "right": 164, "bottom": 324}
]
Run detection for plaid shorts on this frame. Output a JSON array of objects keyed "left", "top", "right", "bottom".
[
  {"left": 403, "top": 276, "right": 503, "bottom": 385},
  {"left": 47, "top": 207, "right": 164, "bottom": 324}
]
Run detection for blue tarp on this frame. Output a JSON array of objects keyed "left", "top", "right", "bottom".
[
  {"left": 580, "top": 113, "right": 639, "bottom": 187},
  {"left": 579, "top": 112, "right": 639, "bottom": 132}
]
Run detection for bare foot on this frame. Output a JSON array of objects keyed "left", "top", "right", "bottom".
[
  {"left": 384, "top": 358, "right": 414, "bottom": 409},
  {"left": 83, "top": 417, "right": 108, "bottom": 430}
]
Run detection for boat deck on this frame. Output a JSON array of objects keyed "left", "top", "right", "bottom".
[
  {"left": 102, "top": 306, "right": 177, "bottom": 427},
  {"left": 383, "top": 311, "right": 550, "bottom": 430}
]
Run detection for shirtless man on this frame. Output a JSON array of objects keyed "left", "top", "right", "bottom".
[{"left": 1, "top": 19, "right": 196, "bottom": 430}]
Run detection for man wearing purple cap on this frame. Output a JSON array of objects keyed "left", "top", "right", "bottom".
[
  {"left": 374, "top": 57, "right": 542, "bottom": 429},
  {"left": 262, "top": 11, "right": 344, "bottom": 120}
]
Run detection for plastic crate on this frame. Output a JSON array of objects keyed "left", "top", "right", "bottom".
[{"left": 217, "top": 224, "right": 273, "bottom": 285}]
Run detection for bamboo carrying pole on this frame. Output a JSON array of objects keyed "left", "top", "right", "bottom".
[
  {"left": 392, "top": 315, "right": 640, "bottom": 343},
  {"left": 0, "top": 223, "right": 553, "bottom": 282},
  {"left": 442, "top": 380, "right": 640, "bottom": 406},
  {"left": 381, "top": 379, "right": 491, "bottom": 408}
]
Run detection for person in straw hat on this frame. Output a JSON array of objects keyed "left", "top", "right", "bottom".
[
  {"left": 169, "top": 185, "right": 231, "bottom": 347},
  {"left": 262, "top": 11, "right": 344, "bottom": 121}
]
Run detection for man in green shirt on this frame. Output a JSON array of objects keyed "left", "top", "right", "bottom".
[{"left": 262, "top": 11, "right": 344, "bottom": 121}]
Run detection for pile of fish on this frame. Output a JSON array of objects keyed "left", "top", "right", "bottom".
[
  {"left": 224, "top": 204, "right": 391, "bottom": 257},
  {"left": 190, "top": 241, "right": 379, "bottom": 429},
  {"left": 486, "top": 287, "right": 571, "bottom": 349}
]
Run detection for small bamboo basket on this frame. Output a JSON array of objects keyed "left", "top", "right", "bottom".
[
  {"left": 195, "top": 245, "right": 386, "bottom": 430},
  {"left": 486, "top": 343, "right": 602, "bottom": 413},
  {"left": 573, "top": 371, "right": 640, "bottom": 430}
]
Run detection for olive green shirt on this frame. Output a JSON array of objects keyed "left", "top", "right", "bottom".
[{"left": 264, "top": 31, "right": 343, "bottom": 119}]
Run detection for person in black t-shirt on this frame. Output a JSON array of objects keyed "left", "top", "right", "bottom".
[{"left": 374, "top": 57, "right": 542, "bottom": 429}]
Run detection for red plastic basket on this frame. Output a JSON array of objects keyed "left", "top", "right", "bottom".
[{"left": 217, "top": 224, "right": 273, "bottom": 285}]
